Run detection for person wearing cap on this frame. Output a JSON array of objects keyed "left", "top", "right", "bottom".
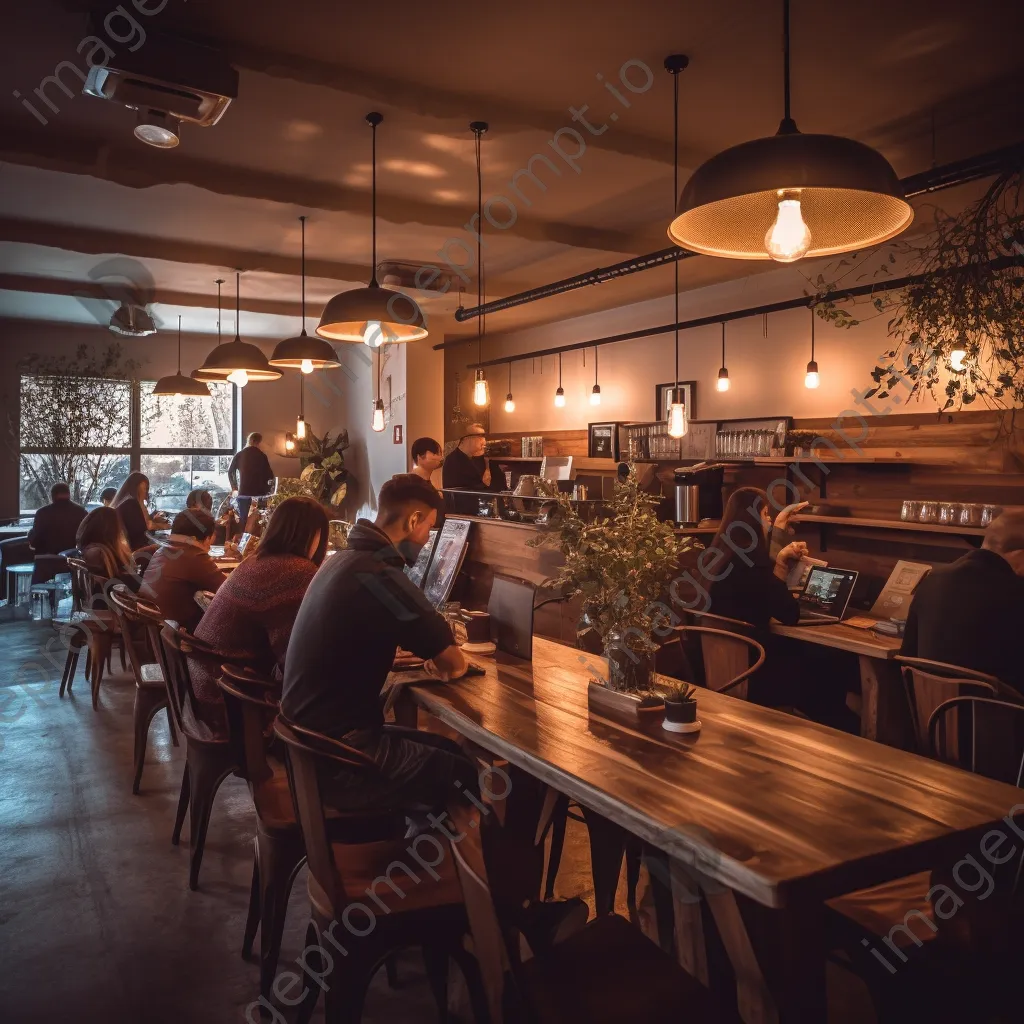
[{"left": 441, "top": 424, "right": 505, "bottom": 494}]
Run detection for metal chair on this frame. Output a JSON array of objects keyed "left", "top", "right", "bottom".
[
  {"left": 62, "top": 557, "right": 123, "bottom": 706},
  {"left": 677, "top": 618, "right": 766, "bottom": 699}
]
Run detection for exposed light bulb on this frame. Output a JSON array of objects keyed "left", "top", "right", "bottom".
[
  {"left": 363, "top": 320, "right": 384, "bottom": 348},
  {"left": 949, "top": 349, "right": 967, "bottom": 371},
  {"left": 473, "top": 371, "right": 489, "bottom": 407},
  {"left": 667, "top": 400, "right": 688, "bottom": 439},
  {"left": 590, "top": 384, "right": 602, "bottom": 406},
  {"left": 504, "top": 394, "right": 515, "bottom": 413},
  {"left": 717, "top": 368, "right": 731, "bottom": 392},
  {"left": 371, "top": 399, "right": 385, "bottom": 432},
  {"left": 296, "top": 415, "right": 306, "bottom": 440},
  {"left": 227, "top": 369, "right": 249, "bottom": 387},
  {"left": 804, "top": 360, "right": 820, "bottom": 389},
  {"left": 285, "top": 434, "right": 295, "bottom": 452},
  {"left": 765, "top": 194, "right": 812, "bottom": 263},
  {"left": 554, "top": 386, "right": 566, "bottom": 408},
  {"left": 300, "top": 358, "right": 314, "bottom": 374}
]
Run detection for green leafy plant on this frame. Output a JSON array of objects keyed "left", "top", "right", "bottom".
[
  {"left": 663, "top": 681, "right": 697, "bottom": 704},
  {"left": 299, "top": 428, "right": 351, "bottom": 506}
]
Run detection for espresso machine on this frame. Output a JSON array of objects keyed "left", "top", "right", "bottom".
[{"left": 673, "top": 463, "right": 725, "bottom": 526}]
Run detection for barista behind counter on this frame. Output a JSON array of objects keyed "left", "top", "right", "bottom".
[{"left": 442, "top": 424, "right": 506, "bottom": 514}]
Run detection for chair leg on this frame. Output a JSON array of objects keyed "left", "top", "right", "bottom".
[
  {"left": 186, "top": 745, "right": 237, "bottom": 890},
  {"left": 60, "top": 648, "right": 79, "bottom": 698},
  {"left": 256, "top": 827, "right": 307, "bottom": 1000},
  {"left": 241, "top": 845, "right": 260, "bottom": 960},
  {"left": 172, "top": 763, "right": 190, "bottom": 846},
  {"left": 118, "top": 640, "right": 126, "bottom": 671},
  {"left": 166, "top": 708, "right": 179, "bottom": 747},
  {"left": 544, "top": 803, "right": 569, "bottom": 900},
  {"left": 132, "top": 688, "right": 168, "bottom": 795},
  {"left": 90, "top": 637, "right": 110, "bottom": 711},
  {"left": 295, "top": 921, "right": 324, "bottom": 1024},
  {"left": 581, "top": 807, "right": 627, "bottom": 917},
  {"left": 625, "top": 840, "right": 643, "bottom": 918},
  {"left": 422, "top": 944, "right": 450, "bottom": 1022}
]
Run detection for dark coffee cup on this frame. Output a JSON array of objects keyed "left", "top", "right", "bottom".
[{"left": 462, "top": 610, "right": 491, "bottom": 645}]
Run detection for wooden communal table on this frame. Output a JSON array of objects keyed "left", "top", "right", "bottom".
[
  {"left": 393, "top": 637, "right": 1023, "bottom": 1023},
  {"left": 769, "top": 620, "right": 908, "bottom": 746}
]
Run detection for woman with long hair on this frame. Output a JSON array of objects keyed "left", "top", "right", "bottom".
[
  {"left": 189, "top": 496, "right": 329, "bottom": 733},
  {"left": 114, "top": 472, "right": 163, "bottom": 552},
  {"left": 75, "top": 506, "right": 141, "bottom": 592}
]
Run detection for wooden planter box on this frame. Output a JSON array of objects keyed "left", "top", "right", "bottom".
[{"left": 587, "top": 681, "right": 663, "bottom": 721}]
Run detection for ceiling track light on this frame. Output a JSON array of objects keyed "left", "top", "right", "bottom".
[
  {"left": 667, "top": 56, "right": 688, "bottom": 440},
  {"left": 317, "top": 113, "right": 428, "bottom": 344},
  {"left": 470, "top": 121, "right": 491, "bottom": 407},
  {"left": 717, "top": 322, "right": 731, "bottom": 392},
  {"left": 153, "top": 315, "right": 211, "bottom": 397},
  {"left": 554, "top": 352, "right": 566, "bottom": 407},
  {"left": 196, "top": 271, "right": 282, "bottom": 386},
  {"left": 504, "top": 361, "right": 515, "bottom": 413},
  {"left": 271, "top": 215, "right": 341, "bottom": 372},
  {"left": 667, "top": 1, "right": 912, "bottom": 261},
  {"left": 590, "top": 345, "right": 602, "bottom": 405},
  {"left": 805, "top": 306, "right": 820, "bottom": 388}
]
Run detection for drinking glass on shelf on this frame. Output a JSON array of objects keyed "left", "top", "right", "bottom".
[
  {"left": 979, "top": 504, "right": 1001, "bottom": 527},
  {"left": 937, "top": 502, "right": 957, "bottom": 526},
  {"left": 900, "top": 500, "right": 919, "bottom": 522},
  {"left": 958, "top": 503, "right": 980, "bottom": 527},
  {"left": 918, "top": 501, "right": 938, "bottom": 524}
]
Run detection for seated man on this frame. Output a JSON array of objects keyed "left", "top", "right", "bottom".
[
  {"left": 28, "top": 482, "right": 87, "bottom": 555},
  {"left": 409, "top": 436, "right": 443, "bottom": 486},
  {"left": 186, "top": 488, "right": 214, "bottom": 513},
  {"left": 282, "top": 474, "right": 475, "bottom": 810},
  {"left": 901, "top": 510, "right": 1024, "bottom": 693},
  {"left": 140, "top": 508, "right": 226, "bottom": 632}
]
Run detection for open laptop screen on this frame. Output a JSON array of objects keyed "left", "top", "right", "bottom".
[
  {"left": 800, "top": 566, "right": 858, "bottom": 616},
  {"left": 488, "top": 574, "right": 535, "bottom": 660}
]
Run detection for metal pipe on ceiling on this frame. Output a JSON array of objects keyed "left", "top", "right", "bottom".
[
  {"left": 463, "top": 253, "right": 1022, "bottom": 371},
  {"left": 442, "top": 140, "right": 1024, "bottom": 344}
]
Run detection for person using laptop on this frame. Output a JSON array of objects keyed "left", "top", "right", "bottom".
[
  {"left": 281, "top": 474, "right": 476, "bottom": 812},
  {"left": 900, "top": 510, "right": 1024, "bottom": 693}
]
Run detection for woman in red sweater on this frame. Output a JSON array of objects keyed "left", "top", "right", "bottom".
[{"left": 190, "top": 496, "right": 329, "bottom": 734}]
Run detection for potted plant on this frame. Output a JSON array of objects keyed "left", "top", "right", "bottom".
[
  {"left": 786, "top": 430, "right": 817, "bottom": 458},
  {"left": 662, "top": 682, "right": 701, "bottom": 733},
  {"left": 532, "top": 465, "right": 700, "bottom": 718}
]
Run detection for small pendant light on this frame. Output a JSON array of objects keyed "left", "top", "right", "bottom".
[
  {"left": 371, "top": 346, "right": 386, "bottom": 432},
  {"left": 196, "top": 271, "right": 282, "bottom": 386},
  {"left": 805, "top": 306, "right": 820, "bottom": 389},
  {"left": 317, "top": 113, "right": 428, "bottom": 345},
  {"left": 192, "top": 279, "right": 225, "bottom": 384},
  {"left": 667, "top": 57, "right": 688, "bottom": 439},
  {"left": 270, "top": 216, "right": 341, "bottom": 372},
  {"left": 554, "top": 353, "right": 566, "bottom": 407},
  {"left": 590, "top": 346, "right": 602, "bottom": 406},
  {"left": 153, "top": 316, "right": 211, "bottom": 397},
  {"left": 717, "top": 323, "right": 731, "bottom": 392},
  {"left": 504, "top": 362, "right": 515, "bottom": 413},
  {"left": 470, "top": 121, "right": 491, "bottom": 408},
  {"left": 949, "top": 348, "right": 967, "bottom": 371}
]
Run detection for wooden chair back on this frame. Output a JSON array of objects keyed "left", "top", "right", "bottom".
[
  {"left": 928, "top": 695, "right": 1024, "bottom": 786},
  {"left": 676, "top": 619, "right": 765, "bottom": 700},
  {"left": 66, "top": 557, "right": 94, "bottom": 614},
  {"left": 108, "top": 585, "right": 151, "bottom": 684},
  {"left": 896, "top": 656, "right": 1006, "bottom": 757},
  {"left": 135, "top": 599, "right": 182, "bottom": 733},
  {"left": 217, "top": 666, "right": 280, "bottom": 785},
  {"left": 159, "top": 624, "right": 241, "bottom": 741},
  {"left": 272, "top": 716, "right": 385, "bottom": 915}
]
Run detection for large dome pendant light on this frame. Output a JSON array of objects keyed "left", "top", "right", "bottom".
[
  {"left": 668, "top": 0, "right": 912, "bottom": 261},
  {"left": 197, "top": 271, "right": 282, "bottom": 386},
  {"left": 667, "top": 56, "right": 688, "bottom": 440},
  {"left": 192, "top": 279, "right": 225, "bottom": 384},
  {"left": 470, "top": 121, "right": 491, "bottom": 408},
  {"left": 153, "top": 316, "right": 211, "bottom": 397},
  {"left": 270, "top": 216, "right": 341, "bottom": 373},
  {"left": 316, "top": 113, "right": 428, "bottom": 345}
]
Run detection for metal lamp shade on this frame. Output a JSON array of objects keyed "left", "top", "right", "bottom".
[
  {"left": 269, "top": 331, "right": 341, "bottom": 369},
  {"left": 315, "top": 284, "right": 428, "bottom": 343},
  {"left": 668, "top": 132, "right": 913, "bottom": 260},
  {"left": 197, "top": 339, "right": 282, "bottom": 381},
  {"left": 152, "top": 372, "right": 211, "bottom": 397}
]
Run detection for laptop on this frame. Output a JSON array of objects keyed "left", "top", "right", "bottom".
[
  {"left": 794, "top": 566, "right": 859, "bottom": 625},
  {"left": 487, "top": 574, "right": 536, "bottom": 660}
]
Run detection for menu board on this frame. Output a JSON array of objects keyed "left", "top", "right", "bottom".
[
  {"left": 423, "top": 519, "right": 472, "bottom": 608},
  {"left": 870, "top": 560, "right": 931, "bottom": 621}
]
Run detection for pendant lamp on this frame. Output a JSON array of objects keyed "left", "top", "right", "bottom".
[
  {"left": 554, "top": 353, "right": 566, "bottom": 408},
  {"left": 371, "top": 347, "right": 386, "bottom": 432},
  {"left": 504, "top": 362, "right": 515, "bottom": 413},
  {"left": 317, "top": 113, "right": 428, "bottom": 344},
  {"left": 153, "top": 316, "right": 211, "bottom": 397},
  {"left": 666, "top": 57, "right": 688, "bottom": 440},
  {"left": 271, "top": 217, "right": 341, "bottom": 372},
  {"left": 805, "top": 307, "right": 820, "bottom": 388},
  {"left": 668, "top": 1, "right": 912, "bottom": 261},
  {"left": 469, "top": 121, "right": 490, "bottom": 407},
  {"left": 192, "top": 279, "right": 226, "bottom": 384},
  {"left": 197, "top": 272, "right": 282, "bottom": 386},
  {"left": 590, "top": 347, "right": 601, "bottom": 406},
  {"left": 717, "top": 323, "right": 731, "bottom": 392}
]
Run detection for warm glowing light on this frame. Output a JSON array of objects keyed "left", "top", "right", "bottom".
[
  {"left": 590, "top": 385, "right": 602, "bottom": 406},
  {"left": 717, "top": 369, "right": 731, "bottom": 392},
  {"left": 473, "top": 373, "right": 490, "bottom": 407},
  {"left": 765, "top": 194, "right": 812, "bottom": 263},
  {"left": 363, "top": 321, "right": 384, "bottom": 348},
  {"left": 227, "top": 369, "right": 249, "bottom": 387},
  {"left": 300, "top": 358, "right": 314, "bottom": 374},
  {"left": 554, "top": 387, "right": 566, "bottom": 408},
  {"left": 667, "top": 401, "right": 688, "bottom": 438},
  {"left": 949, "top": 349, "right": 967, "bottom": 371},
  {"left": 805, "top": 360, "right": 820, "bottom": 389},
  {"left": 504, "top": 394, "right": 515, "bottom": 413},
  {"left": 371, "top": 399, "right": 385, "bottom": 432},
  {"left": 296, "top": 415, "right": 306, "bottom": 440},
  {"left": 285, "top": 434, "right": 296, "bottom": 452}
]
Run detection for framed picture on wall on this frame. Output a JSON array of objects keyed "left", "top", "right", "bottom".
[
  {"left": 654, "top": 380, "right": 696, "bottom": 422},
  {"left": 588, "top": 422, "right": 622, "bottom": 460}
]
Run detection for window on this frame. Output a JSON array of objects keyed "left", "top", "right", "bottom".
[{"left": 19, "top": 375, "right": 237, "bottom": 514}]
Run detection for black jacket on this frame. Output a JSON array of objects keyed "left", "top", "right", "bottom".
[
  {"left": 28, "top": 499, "right": 87, "bottom": 555},
  {"left": 441, "top": 447, "right": 504, "bottom": 493},
  {"left": 901, "top": 548, "right": 1024, "bottom": 693},
  {"left": 228, "top": 446, "right": 275, "bottom": 497}
]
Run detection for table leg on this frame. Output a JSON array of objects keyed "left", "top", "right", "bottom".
[{"left": 859, "top": 656, "right": 912, "bottom": 749}]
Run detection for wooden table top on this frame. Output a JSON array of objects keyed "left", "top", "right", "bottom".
[
  {"left": 770, "top": 620, "right": 902, "bottom": 659},
  {"left": 404, "top": 637, "right": 1021, "bottom": 909}
]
